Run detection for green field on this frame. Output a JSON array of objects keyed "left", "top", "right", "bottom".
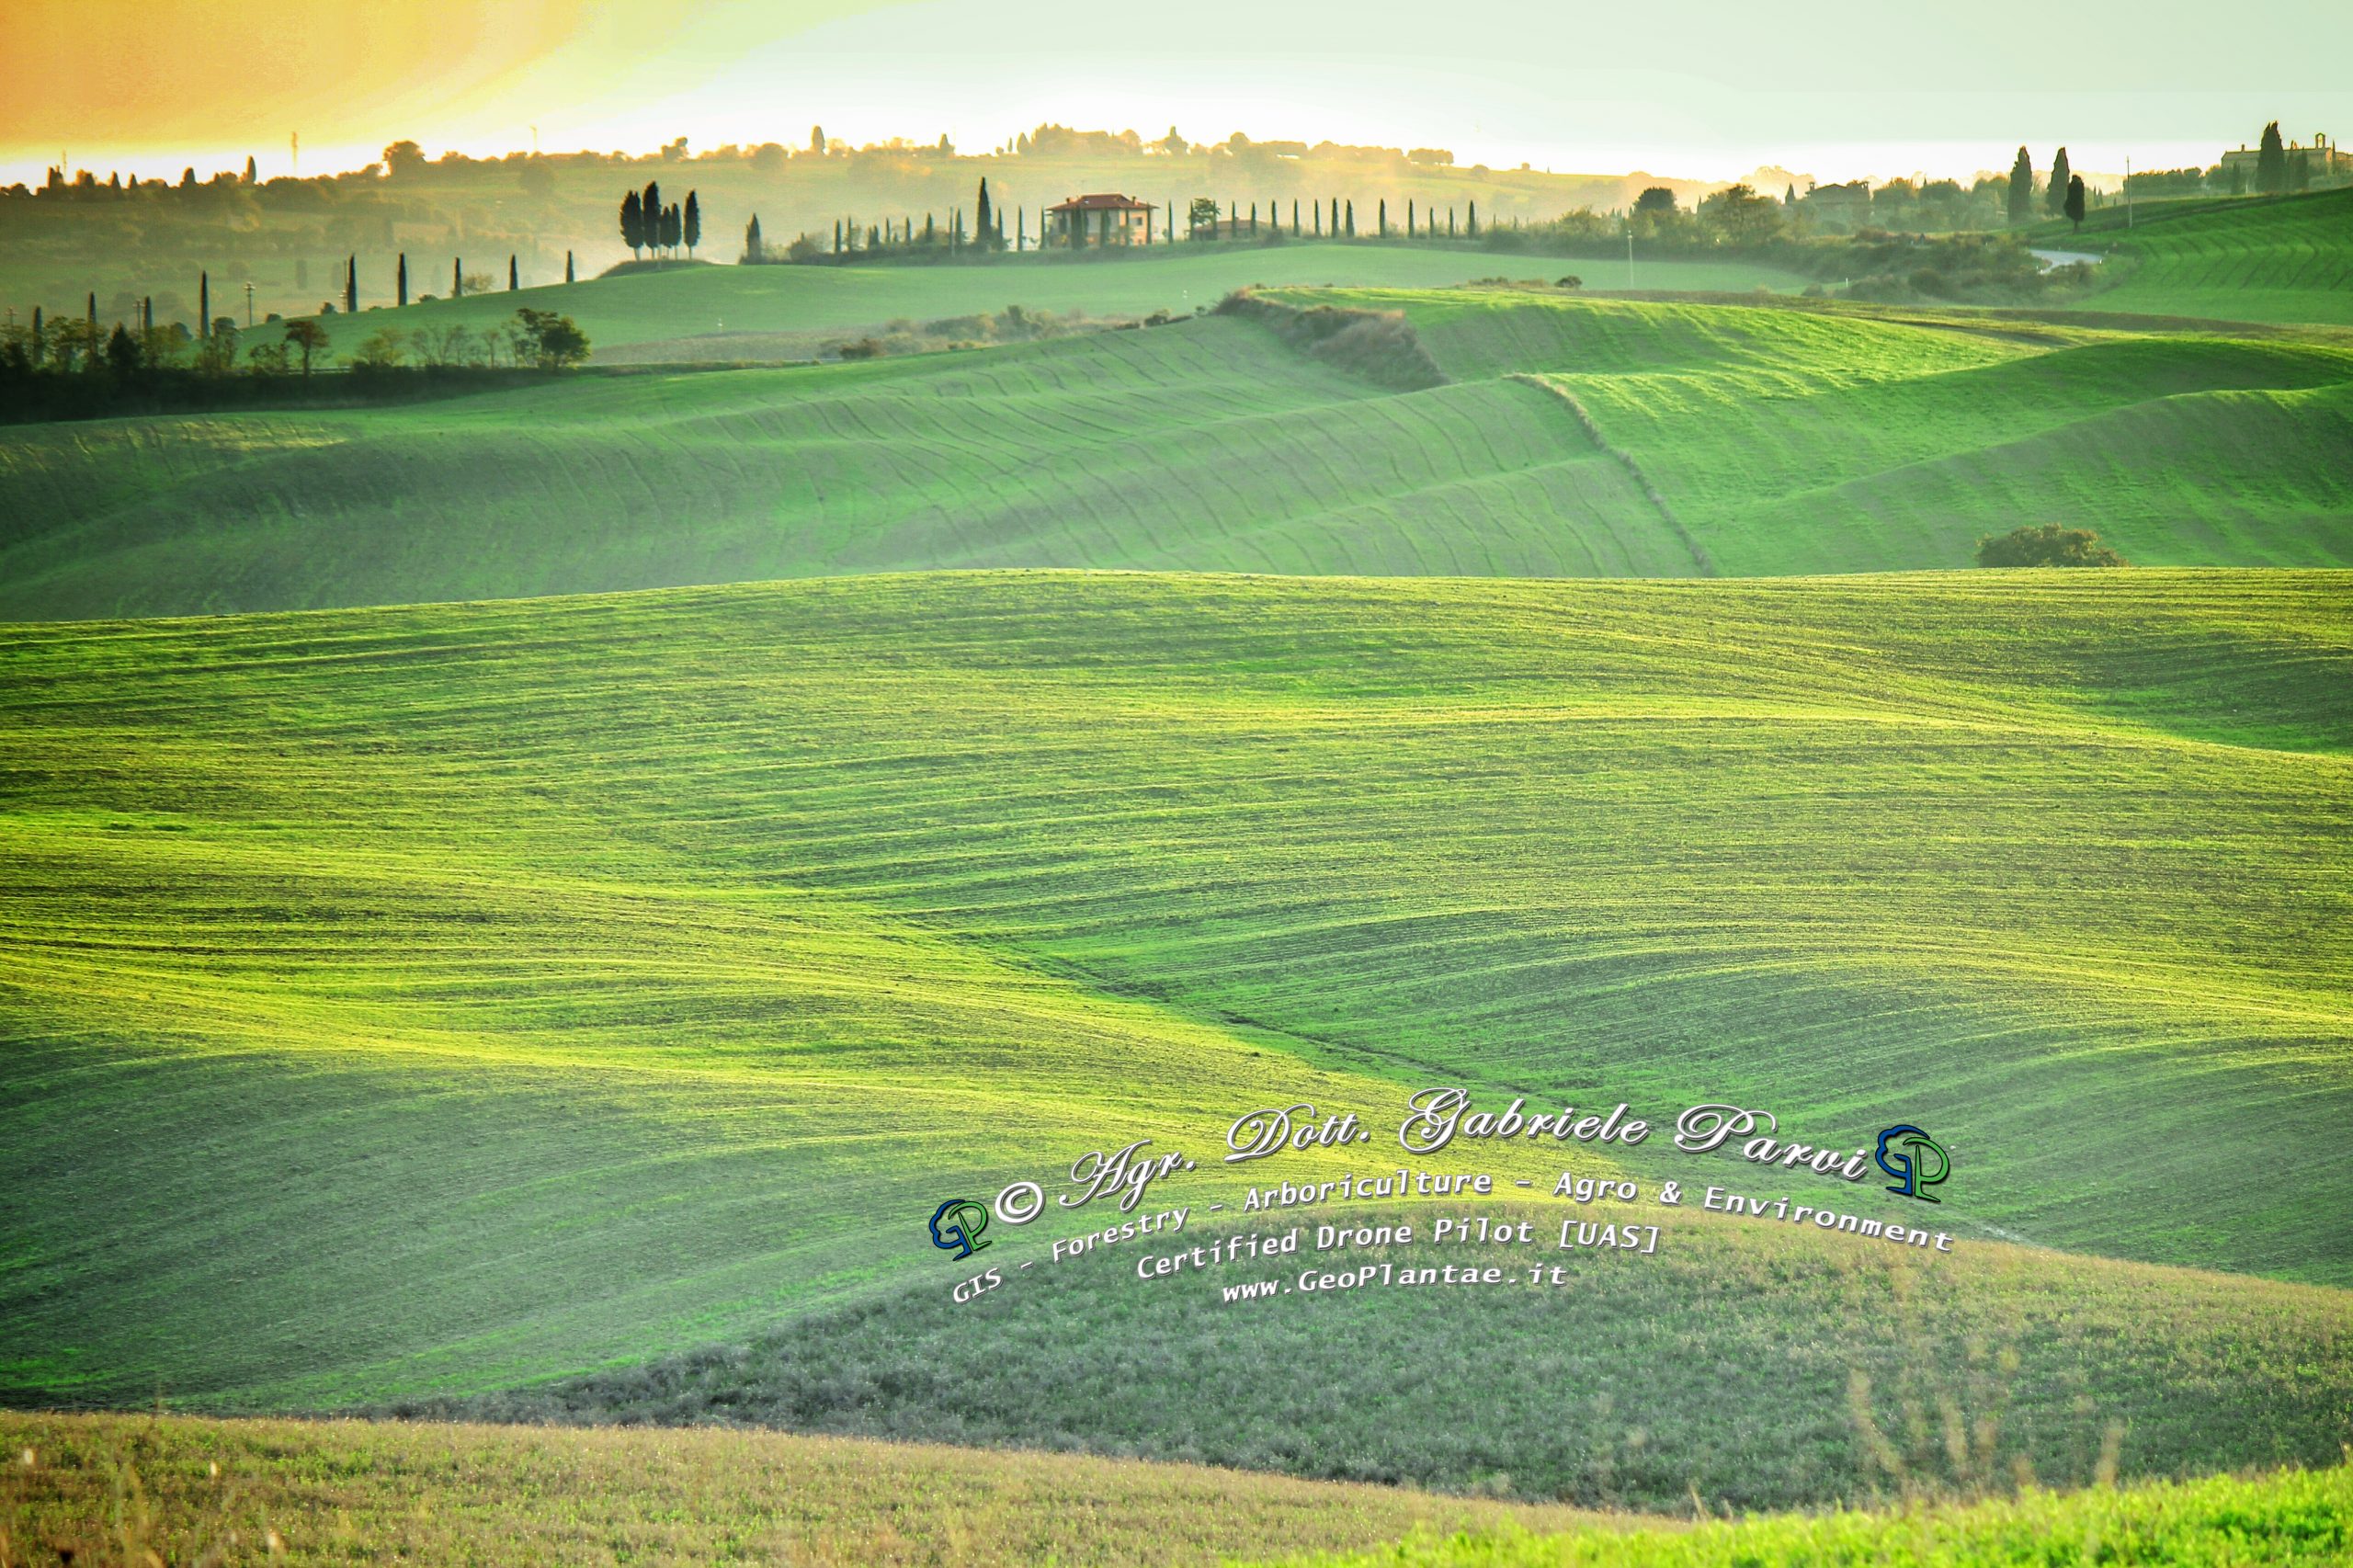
[
  {"left": 2038, "top": 187, "right": 2353, "bottom": 326},
  {"left": 290, "top": 244, "right": 1812, "bottom": 359},
  {"left": 4, "top": 573, "right": 2347, "bottom": 1454},
  {"left": 7, "top": 289, "right": 2351, "bottom": 620},
  {"left": 1262, "top": 1462, "right": 2353, "bottom": 1567}
]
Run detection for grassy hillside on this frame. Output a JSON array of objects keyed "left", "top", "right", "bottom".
[
  {"left": 433, "top": 1201, "right": 2353, "bottom": 1510},
  {"left": 8, "top": 290, "right": 2352, "bottom": 619},
  {"left": 2037, "top": 187, "right": 2353, "bottom": 326},
  {"left": 4, "top": 572, "right": 2347, "bottom": 1429},
  {"left": 290, "top": 244, "right": 1812, "bottom": 359},
  {"left": 1308, "top": 288, "right": 2353, "bottom": 574},
  {"left": 0, "top": 1412, "right": 1614, "bottom": 1568}
]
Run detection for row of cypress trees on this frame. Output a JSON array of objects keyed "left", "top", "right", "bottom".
[
  {"left": 176, "top": 250, "right": 582, "bottom": 338},
  {"left": 620, "top": 182, "right": 701, "bottom": 259}
]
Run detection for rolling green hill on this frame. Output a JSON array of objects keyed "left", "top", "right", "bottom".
[
  {"left": 0, "top": 317, "right": 1686, "bottom": 619},
  {"left": 7, "top": 292, "right": 2352, "bottom": 620},
  {"left": 1306, "top": 288, "right": 2353, "bottom": 574},
  {"left": 2037, "top": 187, "right": 2353, "bottom": 326},
  {"left": 290, "top": 244, "right": 1811, "bottom": 360},
  {"left": 4, "top": 572, "right": 2347, "bottom": 1449}
]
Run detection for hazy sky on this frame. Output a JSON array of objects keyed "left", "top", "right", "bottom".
[{"left": 7, "top": 0, "right": 2347, "bottom": 187}]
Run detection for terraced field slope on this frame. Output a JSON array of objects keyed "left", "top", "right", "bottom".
[
  {"left": 4, "top": 572, "right": 2347, "bottom": 1432},
  {"left": 0, "top": 316, "right": 1688, "bottom": 619},
  {"left": 9, "top": 291, "right": 2352, "bottom": 619},
  {"left": 293, "top": 243, "right": 1811, "bottom": 359},
  {"left": 1310, "top": 288, "right": 2353, "bottom": 574},
  {"left": 2038, "top": 187, "right": 2353, "bottom": 325}
]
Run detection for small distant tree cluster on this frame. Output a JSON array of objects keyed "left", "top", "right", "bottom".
[
  {"left": 1975, "top": 525, "right": 2127, "bottom": 567},
  {"left": 350, "top": 307, "right": 590, "bottom": 371},
  {"left": 620, "top": 180, "right": 701, "bottom": 259}
]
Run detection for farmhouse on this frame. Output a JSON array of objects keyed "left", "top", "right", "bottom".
[
  {"left": 2218, "top": 132, "right": 2352, "bottom": 188},
  {"left": 1050, "top": 192, "right": 1155, "bottom": 246}
]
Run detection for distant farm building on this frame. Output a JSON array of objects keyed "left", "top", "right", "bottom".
[
  {"left": 1801, "top": 181, "right": 1872, "bottom": 228},
  {"left": 1050, "top": 193, "right": 1155, "bottom": 246},
  {"left": 2218, "top": 132, "right": 2352, "bottom": 187}
]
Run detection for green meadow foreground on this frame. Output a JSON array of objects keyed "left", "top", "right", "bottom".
[
  {"left": 4, "top": 1414, "right": 2345, "bottom": 1567},
  {"left": 3, "top": 572, "right": 2347, "bottom": 1506},
  {"left": 6, "top": 288, "right": 2350, "bottom": 619}
]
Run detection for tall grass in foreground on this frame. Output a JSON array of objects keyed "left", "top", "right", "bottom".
[
  {"left": 0, "top": 1414, "right": 1611, "bottom": 1568},
  {"left": 1258, "top": 1458, "right": 2353, "bottom": 1567},
  {"left": 6, "top": 1416, "right": 2344, "bottom": 1567}
]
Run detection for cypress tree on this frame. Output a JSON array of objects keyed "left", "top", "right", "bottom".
[
  {"left": 565, "top": 250, "right": 575, "bottom": 283},
  {"left": 509, "top": 256, "right": 518, "bottom": 290},
  {"left": 683, "top": 191, "right": 701, "bottom": 256},
  {"left": 1408, "top": 199, "right": 1415, "bottom": 237},
  {"left": 2290, "top": 149, "right": 2312, "bottom": 192},
  {"left": 2045, "top": 147, "right": 2072, "bottom": 217},
  {"left": 397, "top": 254, "right": 407, "bottom": 307},
  {"left": 620, "top": 190, "right": 644, "bottom": 256},
  {"left": 454, "top": 258, "right": 462, "bottom": 298},
  {"left": 834, "top": 219, "right": 842, "bottom": 255},
  {"left": 2006, "top": 147, "right": 2035, "bottom": 223},
  {"left": 642, "top": 181, "right": 662, "bottom": 251},
  {"left": 2256, "top": 122, "right": 2286, "bottom": 195},
  {"left": 1292, "top": 199, "right": 1300, "bottom": 236},
  {"left": 1330, "top": 197, "right": 1338, "bottom": 235},
  {"left": 1449, "top": 208, "right": 1456, "bottom": 237},
  {"left": 199, "top": 273, "right": 209, "bottom": 337},
  {"left": 1379, "top": 198, "right": 1386, "bottom": 236},
  {"left": 2064, "top": 175, "right": 2086, "bottom": 230},
  {"left": 1466, "top": 200, "right": 1477, "bottom": 237},
  {"left": 745, "top": 217, "right": 762, "bottom": 262},
  {"left": 1346, "top": 199, "right": 1355, "bottom": 236},
  {"left": 976, "top": 179, "right": 993, "bottom": 247},
  {"left": 346, "top": 255, "right": 357, "bottom": 313},
  {"left": 1313, "top": 200, "right": 1322, "bottom": 236}
]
